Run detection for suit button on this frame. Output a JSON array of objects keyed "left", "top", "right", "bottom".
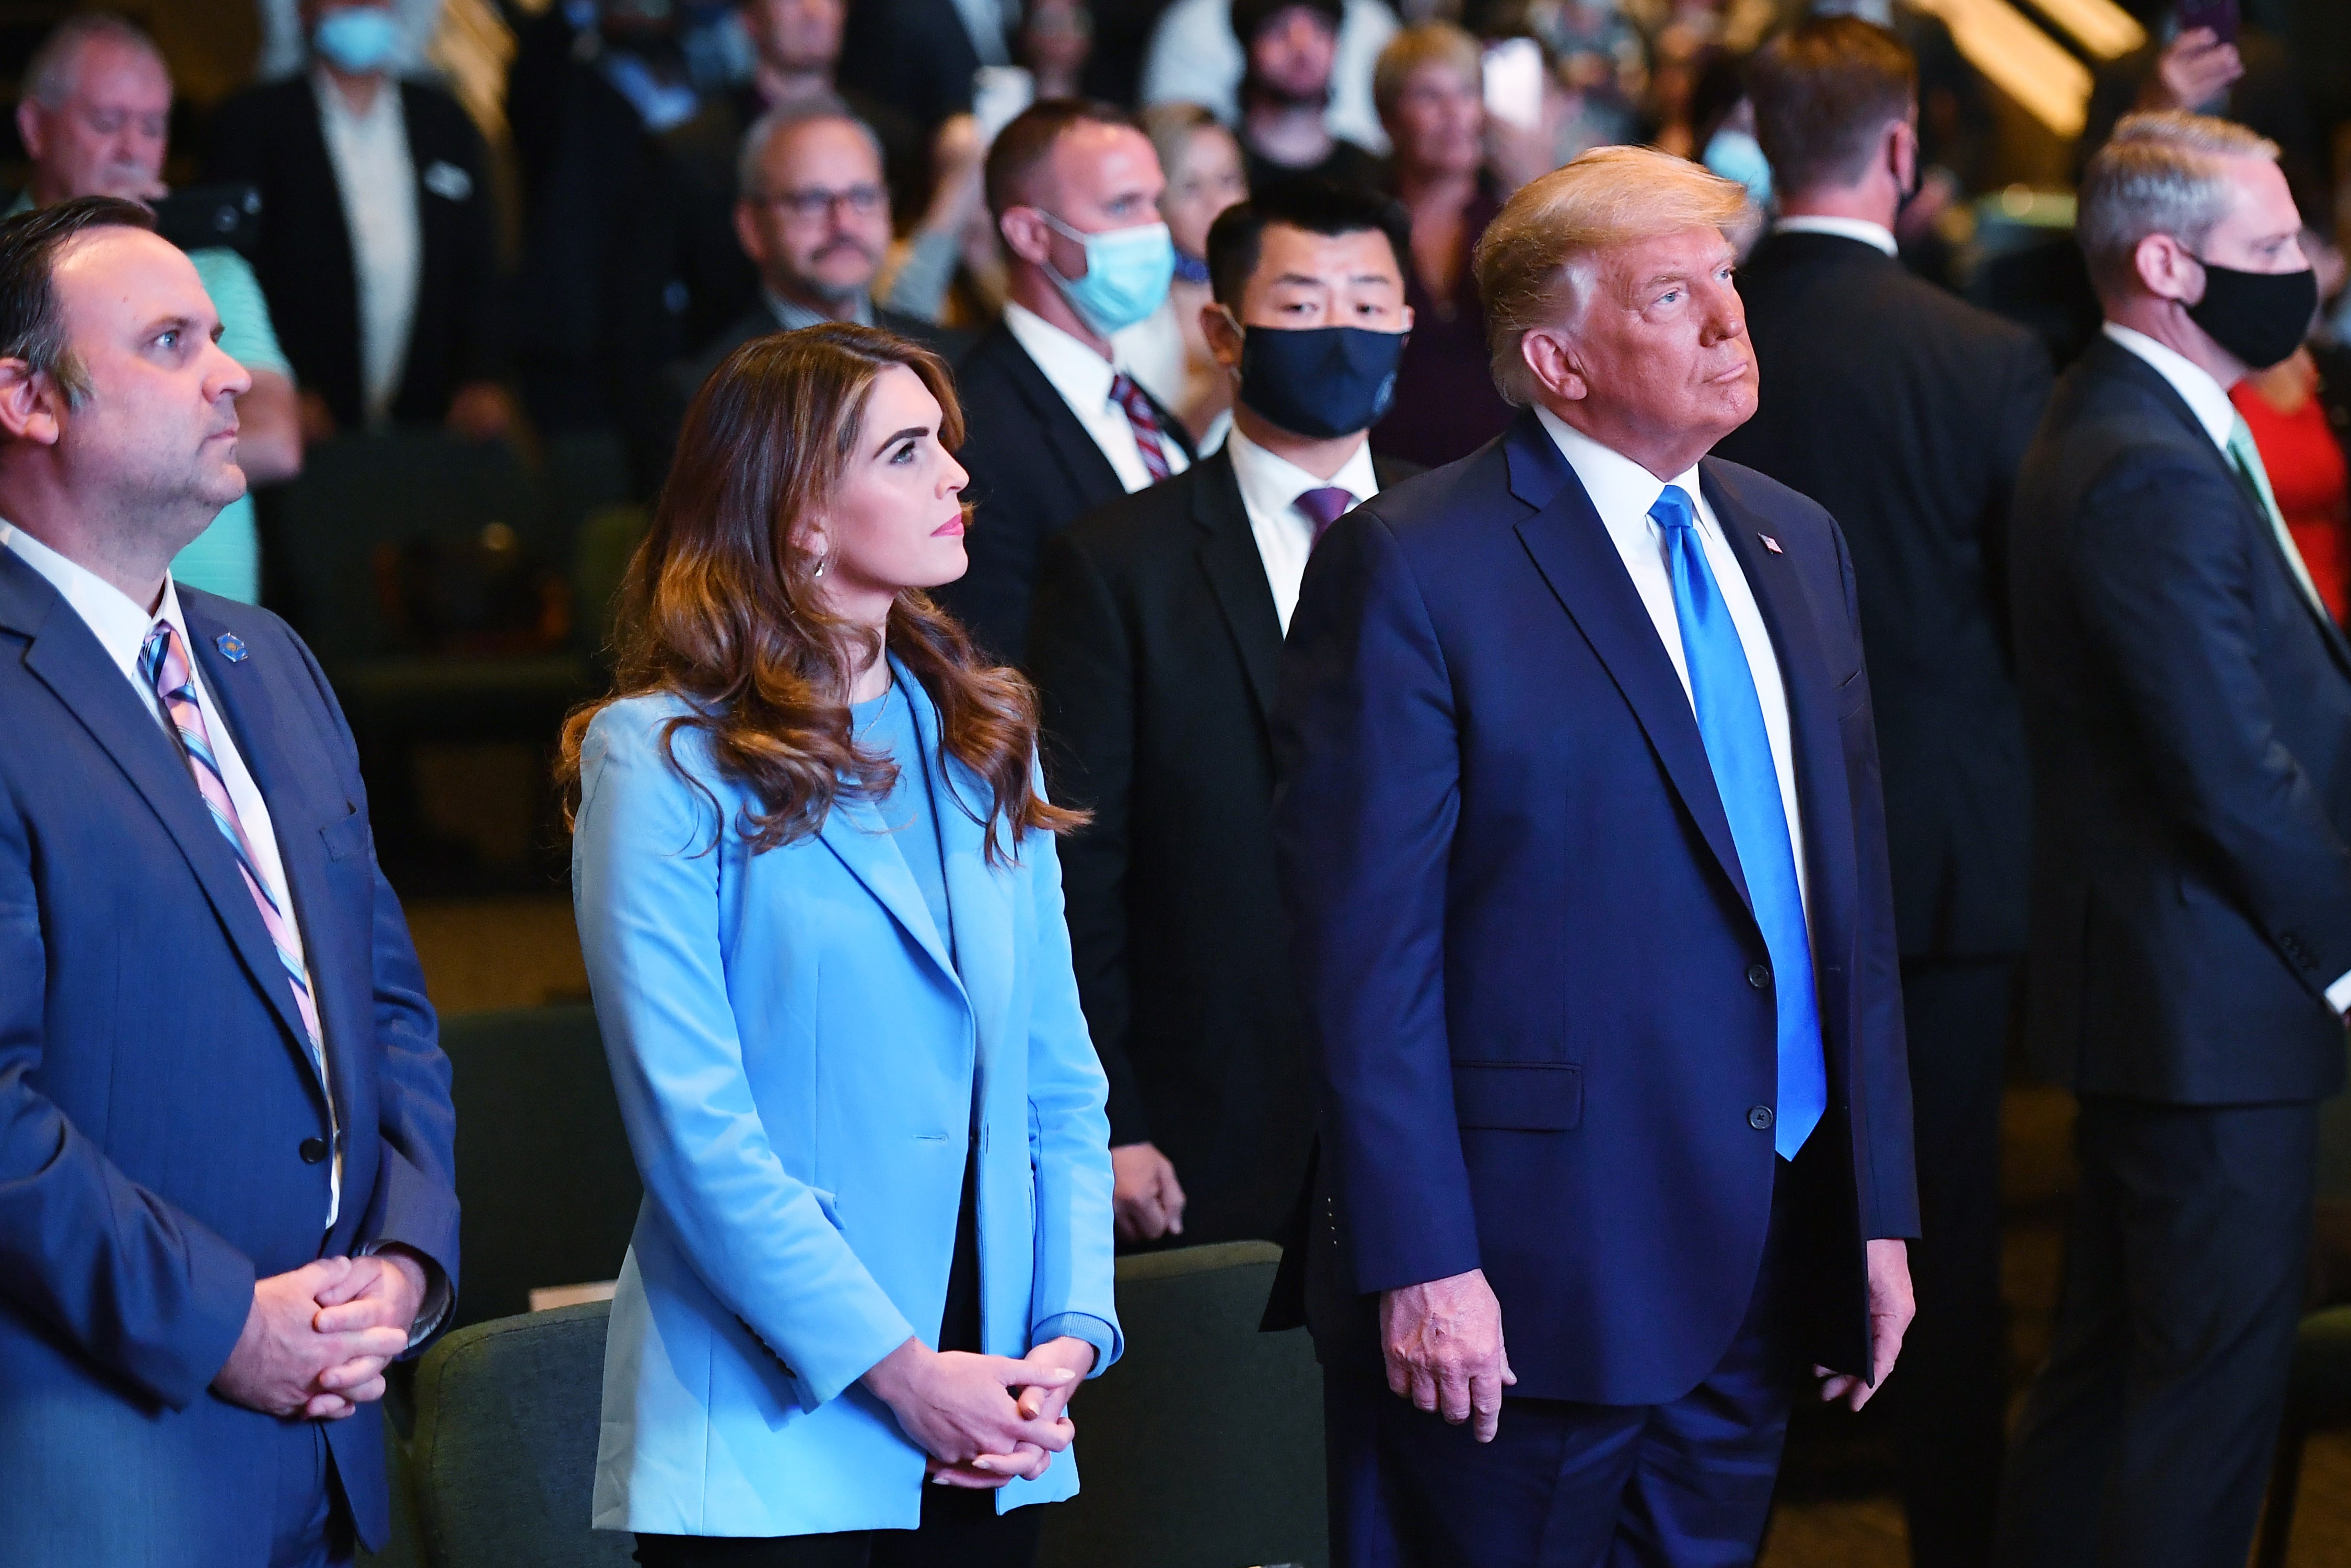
[
  {"left": 1747, "top": 964, "right": 1771, "bottom": 989},
  {"left": 299, "top": 1137, "right": 329, "bottom": 1164},
  {"left": 1749, "top": 1106, "right": 1775, "bottom": 1130}
]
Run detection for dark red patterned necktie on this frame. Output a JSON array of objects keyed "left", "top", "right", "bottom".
[{"left": 1109, "top": 373, "right": 1171, "bottom": 483}]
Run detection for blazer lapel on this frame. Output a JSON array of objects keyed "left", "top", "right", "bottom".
[
  {"left": 1702, "top": 463, "right": 1861, "bottom": 986},
  {"left": 1191, "top": 453, "right": 1284, "bottom": 721},
  {"left": 183, "top": 602, "right": 342, "bottom": 1108},
  {"left": 913, "top": 683, "right": 1016, "bottom": 1078},
  {"left": 1, "top": 558, "right": 318, "bottom": 1065},
  {"left": 997, "top": 333, "right": 1126, "bottom": 508},
  {"left": 813, "top": 664, "right": 965, "bottom": 1000},
  {"left": 1504, "top": 411, "right": 1752, "bottom": 912}
]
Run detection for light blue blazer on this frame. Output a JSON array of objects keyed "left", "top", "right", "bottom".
[{"left": 572, "top": 668, "right": 1122, "bottom": 1536}]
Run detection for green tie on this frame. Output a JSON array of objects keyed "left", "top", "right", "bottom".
[{"left": 2227, "top": 414, "right": 2327, "bottom": 617}]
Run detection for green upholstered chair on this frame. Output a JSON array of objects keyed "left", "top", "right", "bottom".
[
  {"left": 408, "top": 1301, "right": 634, "bottom": 1568},
  {"left": 1039, "top": 1240, "right": 1327, "bottom": 1568},
  {"left": 2255, "top": 1305, "right": 2351, "bottom": 1566},
  {"left": 439, "top": 1006, "right": 642, "bottom": 1329}
]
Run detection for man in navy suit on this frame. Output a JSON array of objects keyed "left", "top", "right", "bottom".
[
  {"left": 1273, "top": 145, "right": 1918, "bottom": 1565},
  {"left": 0, "top": 197, "right": 459, "bottom": 1565},
  {"left": 1995, "top": 113, "right": 2342, "bottom": 1568}
]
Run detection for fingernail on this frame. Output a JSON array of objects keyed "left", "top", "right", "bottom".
[{"left": 971, "top": 1457, "right": 995, "bottom": 1471}]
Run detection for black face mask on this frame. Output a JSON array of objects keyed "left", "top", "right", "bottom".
[
  {"left": 2185, "top": 256, "right": 2318, "bottom": 370},
  {"left": 1236, "top": 322, "right": 1409, "bottom": 440}
]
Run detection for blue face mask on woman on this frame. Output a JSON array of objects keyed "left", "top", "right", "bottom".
[
  {"left": 1035, "top": 211, "right": 1177, "bottom": 336},
  {"left": 313, "top": 5, "right": 404, "bottom": 74}
]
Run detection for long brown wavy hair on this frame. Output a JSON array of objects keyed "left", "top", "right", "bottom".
[{"left": 558, "top": 323, "right": 1083, "bottom": 864}]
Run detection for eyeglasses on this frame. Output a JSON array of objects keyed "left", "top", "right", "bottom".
[{"left": 755, "top": 183, "right": 888, "bottom": 223}]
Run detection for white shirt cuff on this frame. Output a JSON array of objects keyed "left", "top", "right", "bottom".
[{"left": 2325, "top": 968, "right": 2351, "bottom": 1016}]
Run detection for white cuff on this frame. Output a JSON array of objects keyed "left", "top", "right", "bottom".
[{"left": 2325, "top": 968, "right": 2351, "bottom": 1016}]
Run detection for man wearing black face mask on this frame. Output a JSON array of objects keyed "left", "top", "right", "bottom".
[
  {"left": 1996, "top": 110, "right": 2345, "bottom": 1568},
  {"left": 1026, "top": 179, "right": 1415, "bottom": 1250}
]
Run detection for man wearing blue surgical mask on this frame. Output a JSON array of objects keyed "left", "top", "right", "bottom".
[
  {"left": 207, "top": 0, "right": 512, "bottom": 443},
  {"left": 1027, "top": 179, "right": 1415, "bottom": 1255},
  {"left": 937, "top": 99, "right": 1198, "bottom": 663}
]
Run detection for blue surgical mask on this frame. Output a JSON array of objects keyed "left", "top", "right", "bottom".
[
  {"left": 1037, "top": 211, "right": 1176, "bottom": 336},
  {"left": 1702, "top": 127, "right": 1773, "bottom": 211},
  {"left": 313, "top": 5, "right": 404, "bottom": 73}
]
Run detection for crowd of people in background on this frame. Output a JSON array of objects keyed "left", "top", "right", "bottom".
[{"left": 3, "top": 0, "right": 2351, "bottom": 1565}]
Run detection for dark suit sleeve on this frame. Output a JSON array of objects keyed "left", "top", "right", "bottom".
[
  {"left": 291, "top": 633, "right": 460, "bottom": 1331},
  {"left": 433, "top": 100, "right": 507, "bottom": 388},
  {"left": 1830, "top": 517, "right": 1921, "bottom": 1242},
  {"left": 2071, "top": 455, "right": 2351, "bottom": 991},
  {"left": 0, "top": 783, "right": 257, "bottom": 1408},
  {"left": 1026, "top": 531, "right": 1151, "bottom": 1147},
  {"left": 1981, "top": 336, "right": 2056, "bottom": 666},
  {"left": 202, "top": 89, "right": 266, "bottom": 188},
  {"left": 1274, "top": 509, "right": 1480, "bottom": 1295}
]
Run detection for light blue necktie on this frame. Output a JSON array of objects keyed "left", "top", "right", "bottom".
[{"left": 1650, "top": 484, "right": 1826, "bottom": 1159}]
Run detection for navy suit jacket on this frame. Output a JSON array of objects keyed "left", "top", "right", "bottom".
[
  {"left": 2011, "top": 336, "right": 2351, "bottom": 1104},
  {"left": 0, "top": 548, "right": 459, "bottom": 1561},
  {"left": 1273, "top": 408, "right": 1917, "bottom": 1405}
]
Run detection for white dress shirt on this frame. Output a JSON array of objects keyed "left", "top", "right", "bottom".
[
  {"left": 1004, "top": 302, "right": 1192, "bottom": 493},
  {"left": 1534, "top": 405, "right": 1810, "bottom": 915},
  {"left": 2101, "top": 322, "right": 2351, "bottom": 1014},
  {"left": 1773, "top": 214, "right": 1899, "bottom": 258},
  {"left": 315, "top": 69, "right": 421, "bottom": 427},
  {"left": 1224, "top": 423, "right": 1379, "bottom": 633},
  {"left": 0, "top": 524, "right": 344, "bottom": 1223}
]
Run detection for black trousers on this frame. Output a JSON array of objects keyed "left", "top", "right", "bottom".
[
  {"left": 1877, "top": 957, "right": 2015, "bottom": 1568},
  {"left": 634, "top": 1487, "right": 1042, "bottom": 1568},
  {"left": 1993, "top": 1095, "right": 2316, "bottom": 1568}
]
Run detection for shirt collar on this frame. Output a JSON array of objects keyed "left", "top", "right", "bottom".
[
  {"left": 766, "top": 290, "right": 876, "bottom": 332},
  {"left": 1225, "top": 422, "right": 1380, "bottom": 520},
  {"left": 1005, "top": 300, "right": 1116, "bottom": 410},
  {"left": 0, "top": 520, "right": 187, "bottom": 685},
  {"left": 2102, "top": 321, "right": 2237, "bottom": 450},
  {"left": 311, "top": 66, "right": 402, "bottom": 137},
  {"left": 1773, "top": 214, "right": 1898, "bottom": 258},
  {"left": 1531, "top": 404, "right": 1703, "bottom": 524}
]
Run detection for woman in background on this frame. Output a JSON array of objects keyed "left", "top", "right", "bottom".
[
  {"left": 565, "top": 324, "right": 1120, "bottom": 1567},
  {"left": 1118, "top": 102, "right": 1249, "bottom": 446},
  {"left": 1371, "top": 22, "right": 1515, "bottom": 470}
]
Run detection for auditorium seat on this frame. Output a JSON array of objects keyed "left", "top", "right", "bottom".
[
  {"left": 439, "top": 1005, "right": 642, "bottom": 1329},
  {"left": 1040, "top": 1239, "right": 1328, "bottom": 1568},
  {"left": 409, "top": 1300, "right": 631, "bottom": 1568}
]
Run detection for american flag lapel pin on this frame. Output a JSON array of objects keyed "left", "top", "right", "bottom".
[{"left": 1759, "top": 534, "right": 1784, "bottom": 555}]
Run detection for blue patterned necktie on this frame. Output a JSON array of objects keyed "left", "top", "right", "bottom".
[{"left": 1649, "top": 484, "right": 1826, "bottom": 1159}]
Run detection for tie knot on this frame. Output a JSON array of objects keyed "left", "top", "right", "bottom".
[
  {"left": 1296, "top": 486, "right": 1355, "bottom": 539},
  {"left": 1649, "top": 484, "right": 1696, "bottom": 533},
  {"left": 139, "top": 621, "right": 182, "bottom": 690}
]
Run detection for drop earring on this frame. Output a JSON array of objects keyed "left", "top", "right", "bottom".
[{"left": 813, "top": 557, "right": 827, "bottom": 579}]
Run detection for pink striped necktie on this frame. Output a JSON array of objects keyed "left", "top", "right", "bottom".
[
  {"left": 1109, "top": 372, "right": 1172, "bottom": 483},
  {"left": 139, "top": 621, "right": 325, "bottom": 1072}
]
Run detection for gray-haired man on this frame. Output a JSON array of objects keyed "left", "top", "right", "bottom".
[{"left": 1997, "top": 110, "right": 2338, "bottom": 1568}]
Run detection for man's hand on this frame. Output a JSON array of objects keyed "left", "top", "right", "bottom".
[
  {"left": 1381, "top": 1268, "right": 1516, "bottom": 1443},
  {"left": 445, "top": 381, "right": 516, "bottom": 442},
  {"left": 1814, "top": 1237, "right": 1915, "bottom": 1411},
  {"left": 213, "top": 1258, "right": 411, "bottom": 1420},
  {"left": 862, "top": 1337, "right": 1078, "bottom": 1483},
  {"left": 1110, "top": 1142, "right": 1186, "bottom": 1242},
  {"left": 2143, "top": 28, "right": 2244, "bottom": 114},
  {"left": 309, "top": 1246, "right": 430, "bottom": 1406}
]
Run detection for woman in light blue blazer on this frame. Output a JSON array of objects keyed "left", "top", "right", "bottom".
[{"left": 562, "top": 325, "right": 1121, "bottom": 1567}]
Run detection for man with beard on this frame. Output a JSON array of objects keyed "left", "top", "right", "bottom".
[
  {"left": 654, "top": 101, "right": 967, "bottom": 477},
  {"left": 1232, "top": 0, "right": 1383, "bottom": 194}
]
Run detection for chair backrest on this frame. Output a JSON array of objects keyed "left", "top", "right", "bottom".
[
  {"left": 440, "top": 1005, "right": 642, "bottom": 1328},
  {"left": 264, "top": 432, "right": 546, "bottom": 664},
  {"left": 409, "top": 1300, "right": 635, "bottom": 1568},
  {"left": 1039, "top": 1241, "right": 1328, "bottom": 1568}
]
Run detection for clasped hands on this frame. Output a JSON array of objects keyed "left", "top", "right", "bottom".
[
  {"left": 213, "top": 1248, "right": 429, "bottom": 1420},
  {"left": 1382, "top": 1240, "right": 1915, "bottom": 1440},
  {"left": 864, "top": 1334, "right": 1097, "bottom": 1489}
]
